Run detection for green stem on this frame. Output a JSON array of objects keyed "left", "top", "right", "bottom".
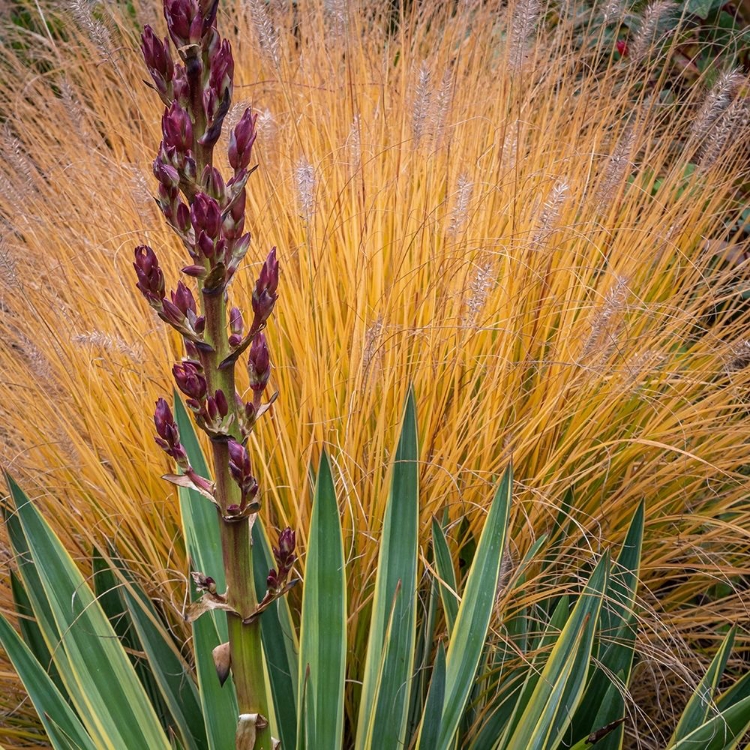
[{"left": 203, "top": 291, "right": 272, "bottom": 750}]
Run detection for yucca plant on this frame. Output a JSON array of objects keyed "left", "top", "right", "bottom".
[{"left": 3, "top": 393, "right": 750, "bottom": 748}]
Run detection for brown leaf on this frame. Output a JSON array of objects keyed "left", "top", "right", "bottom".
[
  {"left": 243, "top": 579, "right": 299, "bottom": 624},
  {"left": 236, "top": 713, "right": 268, "bottom": 749},
  {"left": 162, "top": 474, "right": 216, "bottom": 503},
  {"left": 184, "top": 593, "right": 236, "bottom": 623}
]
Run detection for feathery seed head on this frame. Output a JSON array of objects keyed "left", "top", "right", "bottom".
[
  {"left": 295, "top": 158, "right": 316, "bottom": 221},
  {"left": 412, "top": 63, "right": 432, "bottom": 146}
]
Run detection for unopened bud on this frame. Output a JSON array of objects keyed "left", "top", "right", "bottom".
[
  {"left": 205, "top": 389, "right": 229, "bottom": 422},
  {"left": 173, "top": 361, "right": 207, "bottom": 401},
  {"left": 141, "top": 26, "right": 174, "bottom": 99},
  {"left": 182, "top": 264, "right": 207, "bottom": 278},
  {"left": 208, "top": 39, "right": 234, "bottom": 99},
  {"left": 248, "top": 332, "right": 271, "bottom": 392},
  {"left": 172, "top": 64, "right": 190, "bottom": 106},
  {"left": 266, "top": 568, "right": 279, "bottom": 589},
  {"left": 228, "top": 108, "right": 258, "bottom": 173},
  {"left": 154, "top": 397, "right": 188, "bottom": 464},
  {"left": 171, "top": 280, "right": 197, "bottom": 316},
  {"left": 134, "top": 245, "right": 166, "bottom": 306},
  {"left": 222, "top": 187, "right": 245, "bottom": 240},
  {"left": 229, "top": 306, "right": 243, "bottom": 346},
  {"left": 153, "top": 159, "right": 180, "bottom": 188},
  {"left": 164, "top": 0, "right": 203, "bottom": 47},
  {"left": 162, "top": 101, "right": 193, "bottom": 154},
  {"left": 191, "top": 192, "right": 222, "bottom": 240},
  {"left": 201, "top": 165, "right": 226, "bottom": 202},
  {"left": 251, "top": 248, "right": 279, "bottom": 328},
  {"left": 269, "top": 527, "right": 296, "bottom": 591},
  {"left": 227, "top": 438, "right": 258, "bottom": 500},
  {"left": 167, "top": 281, "right": 204, "bottom": 333},
  {"left": 277, "top": 527, "right": 295, "bottom": 559}
]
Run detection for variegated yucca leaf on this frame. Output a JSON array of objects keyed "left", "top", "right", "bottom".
[{"left": 4, "top": 391, "right": 750, "bottom": 750}]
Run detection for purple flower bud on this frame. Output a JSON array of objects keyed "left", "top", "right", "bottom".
[
  {"left": 251, "top": 248, "right": 279, "bottom": 328},
  {"left": 171, "top": 280, "right": 197, "bottom": 316},
  {"left": 154, "top": 397, "right": 188, "bottom": 464},
  {"left": 161, "top": 298, "right": 184, "bottom": 328},
  {"left": 141, "top": 26, "right": 174, "bottom": 98},
  {"left": 167, "top": 283, "right": 204, "bottom": 333},
  {"left": 173, "top": 361, "right": 207, "bottom": 401},
  {"left": 197, "top": 232, "right": 216, "bottom": 259},
  {"left": 153, "top": 159, "right": 180, "bottom": 188},
  {"left": 185, "top": 339, "right": 200, "bottom": 359},
  {"left": 176, "top": 203, "right": 191, "bottom": 232},
  {"left": 227, "top": 438, "right": 258, "bottom": 499},
  {"left": 277, "top": 527, "right": 295, "bottom": 558},
  {"left": 191, "top": 192, "right": 222, "bottom": 240},
  {"left": 228, "top": 306, "right": 243, "bottom": 346},
  {"left": 200, "top": 0, "right": 220, "bottom": 35},
  {"left": 248, "top": 332, "right": 271, "bottom": 392},
  {"left": 154, "top": 397, "right": 178, "bottom": 445},
  {"left": 214, "top": 388, "right": 228, "bottom": 417},
  {"left": 156, "top": 179, "right": 179, "bottom": 206},
  {"left": 267, "top": 568, "right": 279, "bottom": 589},
  {"left": 182, "top": 264, "right": 207, "bottom": 278},
  {"left": 162, "top": 102, "right": 193, "bottom": 154},
  {"left": 227, "top": 438, "right": 250, "bottom": 476},
  {"left": 228, "top": 109, "right": 258, "bottom": 172},
  {"left": 201, "top": 165, "right": 226, "bottom": 202},
  {"left": 134, "top": 245, "right": 166, "bottom": 305},
  {"left": 173, "top": 64, "right": 190, "bottom": 106},
  {"left": 269, "top": 527, "right": 296, "bottom": 590},
  {"left": 208, "top": 38, "right": 234, "bottom": 100},
  {"left": 206, "top": 393, "right": 218, "bottom": 421},
  {"left": 222, "top": 187, "right": 245, "bottom": 241},
  {"left": 205, "top": 389, "right": 229, "bottom": 422},
  {"left": 164, "top": 0, "right": 203, "bottom": 47}
]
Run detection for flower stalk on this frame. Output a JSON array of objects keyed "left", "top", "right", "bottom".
[{"left": 135, "top": 2, "right": 293, "bottom": 747}]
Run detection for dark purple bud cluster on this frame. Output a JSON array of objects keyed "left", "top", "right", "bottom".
[
  {"left": 134, "top": 246, "right": 166, "bottom": 307},
  {"left": 202, "top": 165, "right": 226, "bottom": 203},
  {"left": 161, "top": 282, "right": 206, "bottom": 335},
  {"left": 139, "top": 0, "right": 281, "bottom": 553},
  {"left": 267, "top": 528, "right": 296, "bottom": 593},
  {"left": 172, "top": 360, "right": 232, "bottom": 435},
  {"left": 248, "top": 332, "right": 271, "bottom": 393},
  {"left": 141, "top": 0, "right": 254, "bottom": 297},
  {"left": 229, "top": 307, "right": 244, "bottom": 347},
  {"left": 163, "top": 0, "right": 204, "bottom": 48},
  {"left": 228, "top": 109, "right": 258, "bottom": 174},
  {"left": 173, "top": 361, "right": 207, "bottom": 402},
  {"left": 154, "top": 398, "right": 189, "bottom": 467},
  {"left": 141, "top": 26, "right": 174, "bottom": 102},
  {"left": 252, "top": 248, "right": 279, "bottom": 330},
  {"left": 226, "top": 439, "right": 259, "bottom": 516},
  {"left": 201, "top": 39, "right": 234, "bottom": 149}
]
